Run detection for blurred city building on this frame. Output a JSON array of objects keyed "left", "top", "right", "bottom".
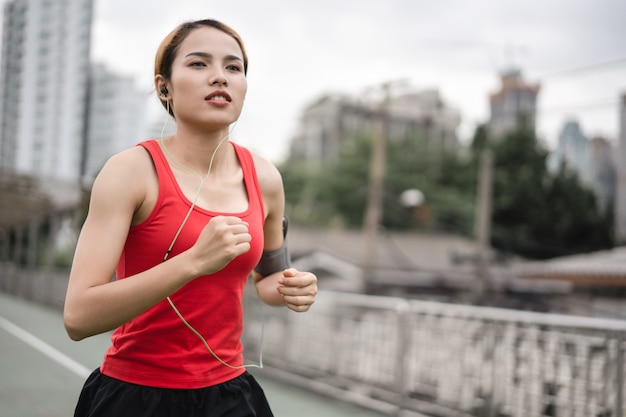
[
  {"left": 144, "top": 113, "right": 177, "bottom": 142},
  {"left": 553, "top": 119, "right": 588, "bottom": 177},
  {"left": 288, "top": 223, "right": 626, "bottom": 318},
  {"left": 0, "top": 0, "right": 94, "bottom": 182},
  {"left": 488, "top": 68, "right": 540, "bottom": 137},
  {"left": 84, "top": 63, "right": 147, "bottom": 182},
  {"left": 553, "top": 120, "right": 616, "bottom": 215},
  {"left": 288, "top": 87, "right": 460, "bottom": 166},
  {"left": 586, "top": 136, "right": 616, "bottom": 214},
  {"left": 0, "top": 0, "right": 150, "bottom": 260},
  {"left": 616, "top": 93, "right": 626, "bottom": 243}
]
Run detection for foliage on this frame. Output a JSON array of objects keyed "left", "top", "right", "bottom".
[
  {"left": 279, "top": 132, "right": 476, "bottom": 235},
  {"left": 488, "top": 124, "right": 613, "bottom": 258},
  {"left": 279, "top": 119, "right": 614, "bottom": 259}
]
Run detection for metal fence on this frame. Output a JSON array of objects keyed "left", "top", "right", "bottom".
[{"left": 243, "top": 289, "right": 626, "bottom": 417}]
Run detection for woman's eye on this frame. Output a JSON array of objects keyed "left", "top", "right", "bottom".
[
  {"left": 190, "top": 61, "right": 206, "bottom": 67},
  {"left": 227, "top": 64, "right": 242, "bottom": 72}
]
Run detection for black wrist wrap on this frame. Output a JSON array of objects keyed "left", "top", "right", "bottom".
[{"left": 254, "top": 217, "right": 291, "bottom": 277}]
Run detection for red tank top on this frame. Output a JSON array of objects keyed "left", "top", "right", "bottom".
[{"left": 100, "top": 139, "right": 265, "bottom": 388}]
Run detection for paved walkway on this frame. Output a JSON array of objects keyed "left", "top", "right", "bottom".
[{"left": 0, "top": 291, "right": 389, "bottom": 417}]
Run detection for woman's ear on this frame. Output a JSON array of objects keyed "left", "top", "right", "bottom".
[{"left": 155, "top": 75, "right": 169, "bottom": 101}]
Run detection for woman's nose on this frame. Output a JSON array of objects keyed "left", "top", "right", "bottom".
[{"left": 210, "top": 69, "right": 228, "bottom": 86}]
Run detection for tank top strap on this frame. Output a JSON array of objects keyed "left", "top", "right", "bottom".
[
  {"left": 231, "top": 142, "right": 266, "bottom": 221},
  {"left": 137, "top": 139, "right": 179, "bottom": 196}
]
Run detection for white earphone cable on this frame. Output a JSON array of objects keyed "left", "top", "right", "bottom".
[{"left": 157, "top": 101, "right": 263, "bottom": 369}]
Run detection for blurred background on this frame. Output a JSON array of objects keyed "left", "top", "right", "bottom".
[{"left": 1, "top": 0, "right": 625, "bottom": 416}]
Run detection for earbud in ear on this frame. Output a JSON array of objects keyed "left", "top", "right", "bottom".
[{"left": 160, "top": 87, "right": 168, "bottom": 97}]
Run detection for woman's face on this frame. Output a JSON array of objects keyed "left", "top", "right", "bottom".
[{"left": 167, "top": 26, "right": 247, "bottom": 130}]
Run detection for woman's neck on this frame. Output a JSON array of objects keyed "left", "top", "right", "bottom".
[{"left": 162, "top": 125, "right": 233, "bottom": 176}]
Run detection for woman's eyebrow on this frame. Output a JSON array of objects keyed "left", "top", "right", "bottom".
[{"left": 184, "top": 52, "right": 243, "bottom": 62}]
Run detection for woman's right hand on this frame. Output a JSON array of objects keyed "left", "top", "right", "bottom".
[{"left": 188, "top": 216, "right": 251, "bottom": 276}]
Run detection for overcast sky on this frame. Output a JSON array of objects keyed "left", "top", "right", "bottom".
[{"left": 77, "top": 0, "right": 626, "bottom": 161}]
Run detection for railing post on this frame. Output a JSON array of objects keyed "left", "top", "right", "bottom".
[
  {"left": 487, "top": 320, "right": 499, "bottom": 417},
  {"left": 584, "top": 342, "right": 593, "bottom": 416},
  {"left": 616, "top": 331, "right": 624, "bottom": 417},
  {"left": 394, "top": 301, "right": 409, "bottom": 416}
]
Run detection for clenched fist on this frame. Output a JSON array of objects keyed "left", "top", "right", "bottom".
[
  {"left": 277, "top": 268, "right": 318, "bottom": 312},
  {"left": 190, "top": 216, "right": 251, "bottom": 275}
]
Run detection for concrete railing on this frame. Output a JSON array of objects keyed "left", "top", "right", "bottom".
[
  {"left": 3, "top": 266, "right": 624, "bottom": 417},
  {"left": 243, "top": 289, "right": 626, "bottom": 417},
  {"left": 0, "top": 265, "right": 68, "bottom": 308}
]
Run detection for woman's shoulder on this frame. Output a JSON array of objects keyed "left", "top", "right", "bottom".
[
  {"left": 100, "top": 145, "right": 152, "bottom": 176},
  {"left": 247, "top": 148, "right": 283, "bottom": 192},
  {"left": 91, "top": 144, "right": 155, "bottom": 199}
]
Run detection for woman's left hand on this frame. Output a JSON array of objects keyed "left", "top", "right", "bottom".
[{"left": 276, "top": 268, "right": 318, "bottom": 312}]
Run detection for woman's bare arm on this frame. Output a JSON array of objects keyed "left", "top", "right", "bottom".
[{"left": 251, "top": 154, "right": 317, "bottom": 311}]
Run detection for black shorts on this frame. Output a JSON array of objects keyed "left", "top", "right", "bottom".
[{"left": 74, "top": 369, "right": 274, "bottom": 417}]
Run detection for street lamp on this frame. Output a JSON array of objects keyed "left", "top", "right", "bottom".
[{"left": 399, "top": 188, "right": 425, "bottom": 210}]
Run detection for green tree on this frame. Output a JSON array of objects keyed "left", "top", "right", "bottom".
[
  {"left": 280, "top": 121, "right": 613, "bottom": 259},
  {"left": 315, "top": 134, "right": 371, "bottom": 227},
  {"left": 488, "top": 125, "right": 613, "bottom": 258},
  {"left": 280, "top": 133, "right": 475, "bottom": 234}
]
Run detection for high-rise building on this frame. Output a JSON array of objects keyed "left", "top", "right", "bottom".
[
  {"left": 586, "top": 136, "right": 615, "bottom": 215},
  {"left": 289, "top": 88, "right": 460, "bottom": 166},
  {"left": 84, "top": 63, "right": 148, "bottom": 181},
  {"left": 0, "top": 0, "right": 94, "bottom": 182},
  {"left": 616, "top": 93, "right": 626, "bottom": 243},
  {"left": 554, "top": 119, "right": 588, "bottom": 178},
  {"left": 488, "top": 69, "right": 540, "bottom": 138}
]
